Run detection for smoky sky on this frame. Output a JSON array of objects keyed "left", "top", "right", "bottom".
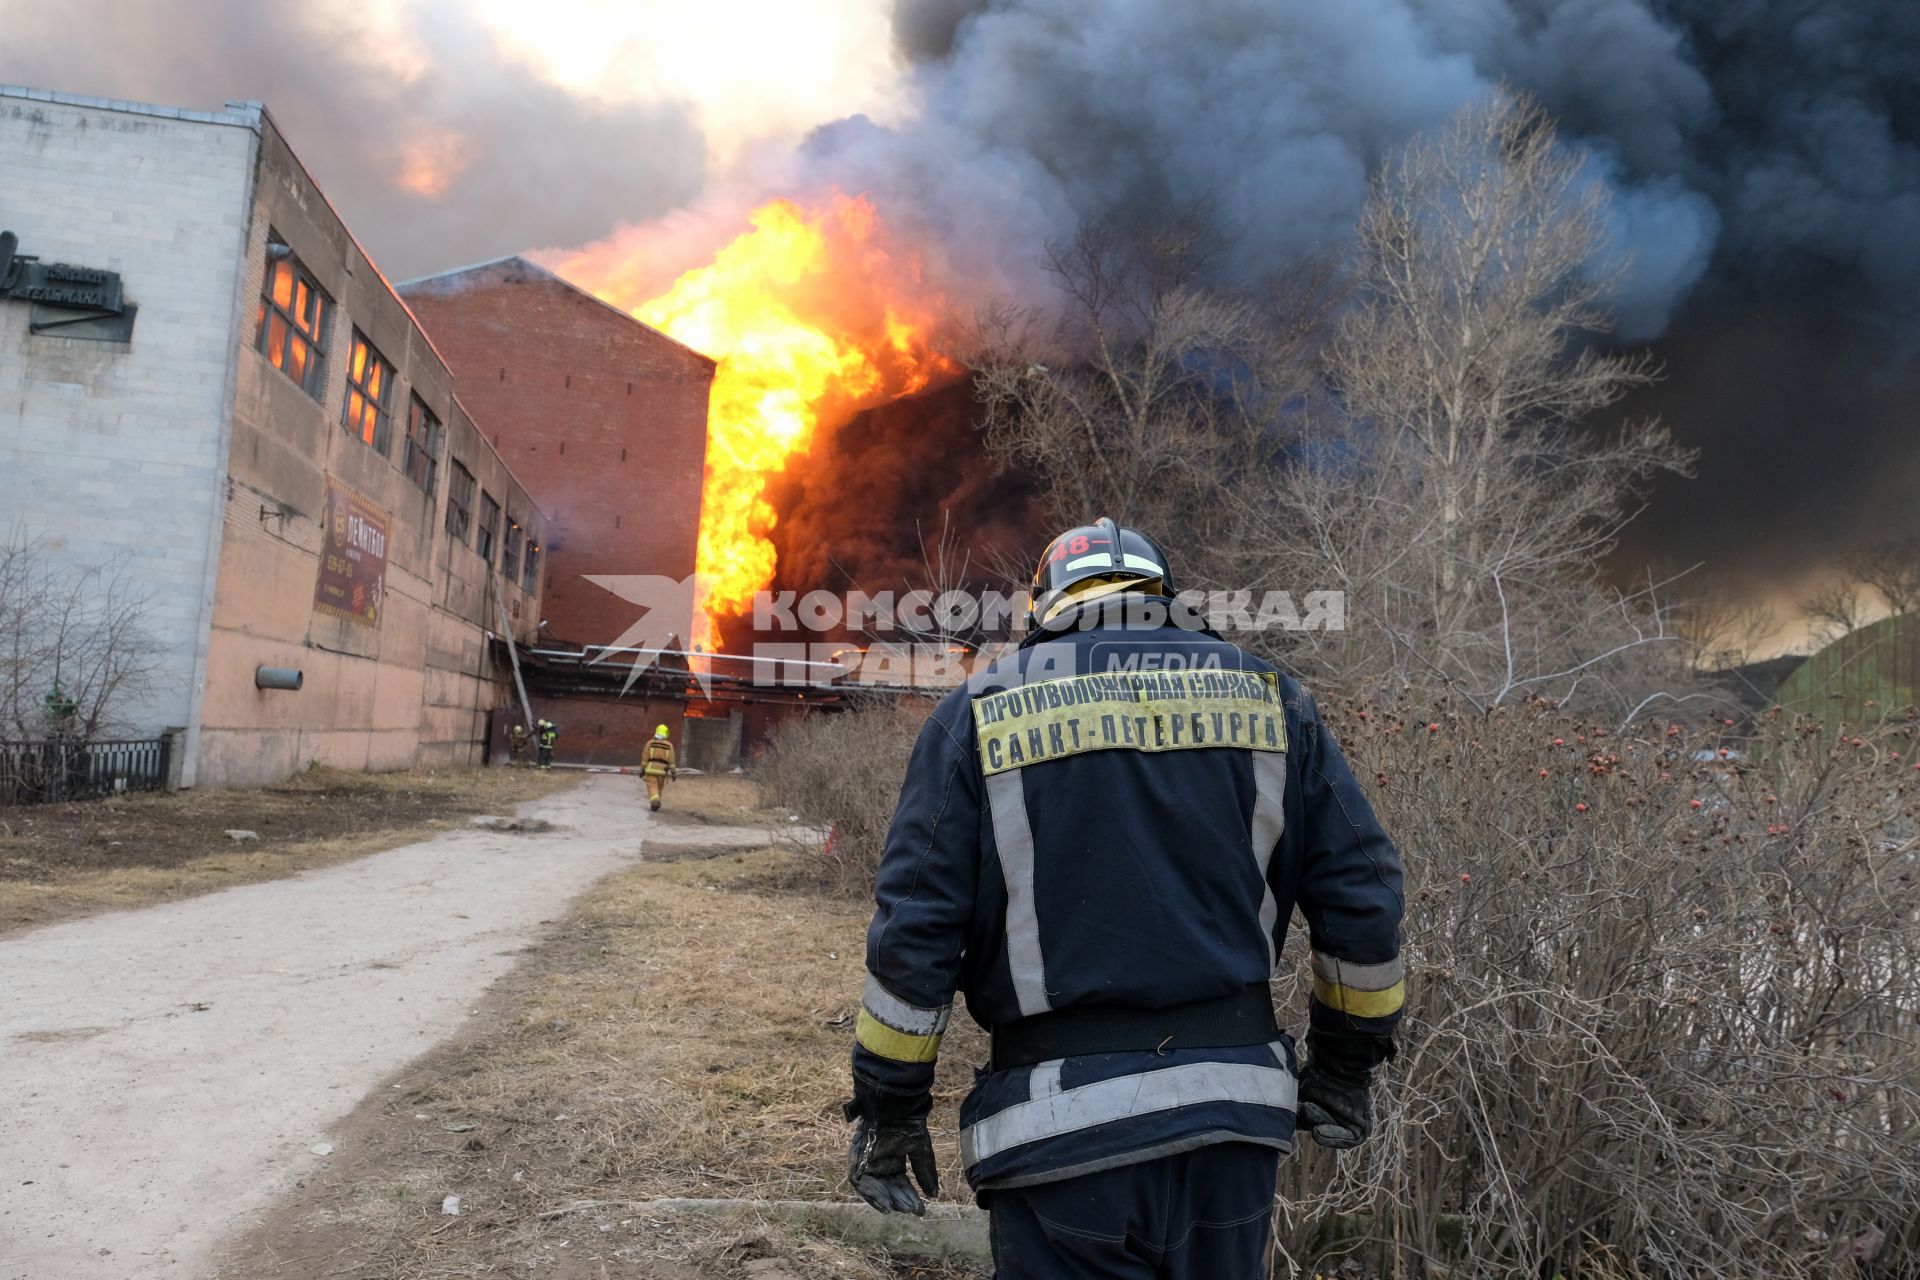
[
  {"left": 796, "top": 0, "right": 1920, "bottom": 602},
  {"left": 0, "top": 0, "right": 706, "bottom": 278},
  {"left": 4, "top": 0, "right": 1915, "bottom": 603}
]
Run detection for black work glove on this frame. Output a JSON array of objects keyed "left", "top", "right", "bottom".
[
  {"left": 1297, "top": 1030, "right": 1394, "bottom": 1150},
  {"left": 843, "top": 1077, "right": 938, "bottom": 1215}
]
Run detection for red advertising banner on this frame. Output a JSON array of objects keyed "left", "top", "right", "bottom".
[{"left": 313, "top": 478, "right": 390, "bottom": 627}]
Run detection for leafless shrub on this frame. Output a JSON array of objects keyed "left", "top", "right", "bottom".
[
  {"left": 0, "top": 531, "right": 163, "bottom": 742},
  {"left": 1275, "top": 698, "right": 1920, "bottom": 1277},
  {"left": 753, "top": 698, "right": 934, "bottom": 893}
]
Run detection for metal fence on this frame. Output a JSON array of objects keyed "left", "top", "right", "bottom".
[{"left": 0, "top": 737, "right": 173, "bottom": 805}]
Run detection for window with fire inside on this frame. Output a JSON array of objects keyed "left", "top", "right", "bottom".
[
  {"left": 256, "top": 233, "right": 329, "bottom": 397},
  {"left": 343, "top": 332, "right": 396, "bottom": 454}
]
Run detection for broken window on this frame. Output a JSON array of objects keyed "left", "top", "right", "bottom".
[
  {"left": 447, "top": 460, "right": 475, "bottom": 544},
  {"left": 502, "top": 517, "right": 523, "bottom": 584},
  {"left": 255, "top": 233, "right": 328, "bottom": 397},
  {"left": 402, "top": 396, "right": 441, "bottom": 495},
  {"left": 476, "top": 491, "right": 500, "bottom": 564},
  {"left": 343, "top": 331, "right": 396, "bottom": 453}
]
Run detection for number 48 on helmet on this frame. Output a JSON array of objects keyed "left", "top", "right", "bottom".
[{"left": 1027, "top": 517, "right": 1177, "bottom": 628}]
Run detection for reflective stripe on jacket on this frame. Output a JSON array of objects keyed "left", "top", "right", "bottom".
[
  {"left": 851, "top": 605, "right": 1405, "bottom": 1192},
  {"left": 642, "top": 739, "right": 675, "bottom": 775}
]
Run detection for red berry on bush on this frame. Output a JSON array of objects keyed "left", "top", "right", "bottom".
[
  {"left": 1575, "top": 802, "right": 1588, "bottom": 813},
  {"left": 1691, "top": 799, "right": 1704, "bottom": 809}
]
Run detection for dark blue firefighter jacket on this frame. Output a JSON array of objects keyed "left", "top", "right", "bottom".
[{"left": 851, "top": 603, "right": 1406, "bottom": 1192}]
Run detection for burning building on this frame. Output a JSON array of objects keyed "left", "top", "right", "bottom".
[
  {"left": 390, "top": 196, "right": 981, "bottom": 767},
  {"left": 0, "top": 85, "right": 548, "bottom": 786},
  {"left": 547, "top": 193, "right": 962, "bottom": 650}
]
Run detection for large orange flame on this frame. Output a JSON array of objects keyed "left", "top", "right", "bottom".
[{"left": 567, "top": 193, "right": 954, "bottom": 647}]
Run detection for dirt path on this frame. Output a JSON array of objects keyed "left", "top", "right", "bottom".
[{"left": 0, "top": 774, "right": 746, "bottom": 1280}]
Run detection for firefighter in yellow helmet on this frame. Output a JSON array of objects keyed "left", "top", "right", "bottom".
[
  {"left": 536, "top": 719, "right": 557, "bottom": 770},
  {"left": 642, "top": 723, "right": 677, "bottom": 811},
  {"left": 508, "top": 722, "right": 529, "bottom": 767}
]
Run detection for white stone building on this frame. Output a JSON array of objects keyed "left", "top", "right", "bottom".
[{"left": 0, "top": 85, "right": 547, "bottom": 786}]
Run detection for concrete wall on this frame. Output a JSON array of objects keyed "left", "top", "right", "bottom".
[
  {"left": 0, "top": 90, "right": 259, "bottom": 770},
  {"left": 195, "top": 112, "right": 547, "bottom": 786},
  {"left": 400, "top": 260, "right": 713, "bottom": 652}
]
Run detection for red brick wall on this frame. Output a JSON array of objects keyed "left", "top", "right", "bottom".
[
  {"left": 402, "top": 260, "right": 713, "bottom": 650},
  {"left": 525, "top": 693, "right": 686, "bottom": 768}
]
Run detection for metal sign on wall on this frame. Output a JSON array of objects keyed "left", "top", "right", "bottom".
[
  {"left": 0, "top": 230, "right": 134, "bottom": 339},
  {"left": 313, "top": 478, "right": 391, "bottom": 628}
]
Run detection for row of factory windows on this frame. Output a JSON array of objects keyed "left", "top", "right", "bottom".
[{"left": 255, "top": 232, "right": 540, "bottom": 595}]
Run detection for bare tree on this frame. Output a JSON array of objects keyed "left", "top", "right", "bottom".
[
  {"left": 0, "top": 532, "right": 164, "bottom": 743},
  {"left": 974, "top": 95, "right": 1696, "bottom": 715},
  {"left": 1845, "top": 536, "right": 1920, "bottom": 618},
  {"left": 1799, "top": 577, "right": 1870, "bottom": 647},
  {"left": 1794, "top": 537, "right": 1920, "bottom": 649},
  {"left": 972, "top": 208, "right": 1331, "bottom": 591},
  {"left": 1672, "top": 573, "right": 1778, "bottom": 673},
  {"left": 1246, "top": 92, "right": 1695, "bottom": 711}
]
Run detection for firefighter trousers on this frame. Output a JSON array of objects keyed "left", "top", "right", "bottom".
[
  {"left": 984, "top": 1142, "right": 1279, "bottom": 1279},
  {"left": 644, "top": 773, "right": 668, "bottom": 808}
]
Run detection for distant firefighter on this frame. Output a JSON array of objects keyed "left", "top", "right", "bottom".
[
  {"left": 508, "top": 722, "right": 529, "bottom": 767},
  {"left": 642, "top": 723, "right": 677, "bottom": 811},
  {"left": 536, "top": 719, "right": 557, "bottom": 770}
]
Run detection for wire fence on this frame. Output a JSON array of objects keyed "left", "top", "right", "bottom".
[{"left": 0, "top": 736, "right": 173, "bottom": 805}]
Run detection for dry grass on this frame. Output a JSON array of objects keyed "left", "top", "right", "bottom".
[
  {"left": 224, "top": 835, "right": 987, "bottom": 1278},
  {"left": 0, "top": 766, "right": 573, "bottom": 935},
  {"left": 656, "top": 772, "right": 795, "bottom": 827},
  {"left": 755, "top": 700, "right": 933, "bottom": 893}
]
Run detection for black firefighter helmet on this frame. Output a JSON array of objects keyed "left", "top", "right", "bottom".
[{"left": 1027, "top": 517, "right": 1177, "bottom": 627}]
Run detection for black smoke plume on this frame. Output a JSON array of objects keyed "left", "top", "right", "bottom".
[{"left": 795, "top": 0, "right": 1920, "bottom": 601}]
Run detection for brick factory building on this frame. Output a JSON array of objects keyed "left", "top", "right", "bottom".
[
  {"left": 399, "top": 258, "right": 717, "bottom": 765},
  {"left": 0, "top": 85, "right": 548, "bottom": 786}
]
